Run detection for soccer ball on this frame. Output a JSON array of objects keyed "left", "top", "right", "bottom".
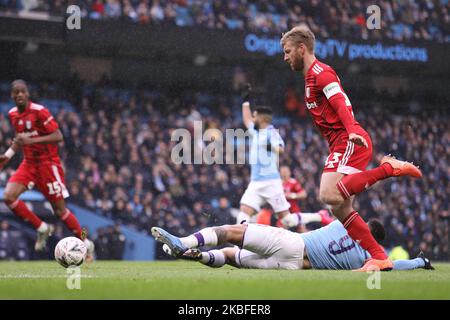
[{"left": 54, "top": 237, "right": 87, "bottom": 268}]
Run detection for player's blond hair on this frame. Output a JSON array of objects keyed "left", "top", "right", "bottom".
[{"left": 280, "top": 25, "right": 315, "bottom": 53}]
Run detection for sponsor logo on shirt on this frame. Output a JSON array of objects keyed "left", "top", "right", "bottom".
[{"left": 306, "top": 101, "right": 318, "bottom": 109}]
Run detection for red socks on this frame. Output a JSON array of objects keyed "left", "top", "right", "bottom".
[
  {"left": 6, "top": 199, "right": 43, "bottom": 229},
  {"left": 6, "top": 199, "right": 82, "bottom": 239},
  {"left": 337, "top": 163, "right": 393, "bottom": 199},
  {"left": 343, "top": 211, "right": 387, "bottom": 260},
  {"left": 60, "top": 209, "right": 83, "bottom": 239}
]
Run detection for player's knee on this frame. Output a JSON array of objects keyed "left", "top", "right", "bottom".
[
  {"left": 54, "top": 207, "right": 66, "bottom": 218},
  {"left": 239, "top": 204, "right": 254, "bottom": 215},
  {"left": 214, "top": 225, "right": 245, "bottom": 244},
  {"left": 319, "top": 189, "right": 343, "bottom": 206},
  {"left": 3, "top": 191, "right": 18, "bottom": 205},
  {"left": 213, "top": 226, "right": 230, "bottom": 244}
]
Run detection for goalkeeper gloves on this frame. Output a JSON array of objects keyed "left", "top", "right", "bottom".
[{"left": 240, "top": 83, "right": 252, "bottom": 103}]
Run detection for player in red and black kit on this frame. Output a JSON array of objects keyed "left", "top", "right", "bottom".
[
  {"left": 0, "top": 80, "right": 85, "bottom": 251},
  {"left": 281, "top": 26, "right": 422, "bottom": 271}
]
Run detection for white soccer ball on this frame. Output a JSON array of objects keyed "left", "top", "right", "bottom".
[{"left": 54, "top": 237, "right": 87, "bottom": 268}]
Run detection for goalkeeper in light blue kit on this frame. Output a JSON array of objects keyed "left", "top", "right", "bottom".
[{"left": 151, "top": 219, "right": 434, "bottom": 271}]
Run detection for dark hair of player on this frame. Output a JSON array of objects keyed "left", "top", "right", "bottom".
[
  {"left": 11, "top": 79, "right": 28, "bottom": 90},
  {"left": 368, "top": 219, "right": 386, "bottom": 244},
  {"left": 254, "top": 106, "right": 273, "bottom": 115}
]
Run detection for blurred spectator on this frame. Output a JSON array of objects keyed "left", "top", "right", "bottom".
[
  {"left": 209, "top": 196, "right": 234, "bottom": 226},
  {"left": 110, "top": 224, "right": 126, "bottom": 259},
  {"left": 0, "top": 220, "right": 30, "bottom": 260},
  {"left": 0, "top": 220, "right": 11, "bottom": 260},
  {"left": 93, "top": 224, "right": 126, "bottom": 260},
  {"left": 1, "top": 0, "right": 448, "bottom": 43}
]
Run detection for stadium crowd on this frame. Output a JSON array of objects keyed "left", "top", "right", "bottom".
[
  {"left": 0, "top": 0, "right": 449, "bottom": 43},
  {"left": 0, "top": 79, "right": 448, "bottom": 261}
]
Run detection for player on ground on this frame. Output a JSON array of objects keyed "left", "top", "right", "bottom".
[
  {"left": 280, "top": 26, "right": 422, "bottom": 271},
  {"left": 236, "top": 84, "right": 291, "bottom": 225},
  {"left": 0, "top": 80, "right": 88, "bottom": 252},
  {"left": 151, "top": 222, "right": 434, "bottom": 271}
]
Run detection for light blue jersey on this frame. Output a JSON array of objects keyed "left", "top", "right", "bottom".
[
  {"left": 300, "top": 221, "right": 370, "bottom": 270},
  {"left": 248, "top": 123, "right": 284, "bottom": 181}
]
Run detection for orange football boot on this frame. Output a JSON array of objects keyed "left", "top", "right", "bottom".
[
  {"left": 380, "top": 155, "right": 422, "bottom": 178},
  {"left": 354, "top": 258, "right": 393, "bottom": 272}
]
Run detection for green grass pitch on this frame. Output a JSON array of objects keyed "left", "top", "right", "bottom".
[{"left": 0, "top": 261, "right": 449, "bottom": 299}]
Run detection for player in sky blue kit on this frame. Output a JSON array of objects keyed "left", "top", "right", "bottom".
[
  {"left": 236, "top": 83, "right": 290, "bottom": 225},
  {"left": 236, "top": 84, "right": 328, "bottom": 227},
  {"left": 151, "top": 220, "right": 434, "bottom": 271}
]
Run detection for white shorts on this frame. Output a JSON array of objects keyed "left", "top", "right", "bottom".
[
  {"left": 235, "top": 224, "right": 305, "bottom": 270},
  {"left": 240, "top": 179, "right": 290, "bottom": 213}
]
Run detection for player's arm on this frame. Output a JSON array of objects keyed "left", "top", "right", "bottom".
[
  {"left": 14, "top": 129, "right": 63, "bottom": 146},
  {"left": 14, "top": 108, "right": 63, "bottom": 146},
  {"left": 269, "top": 144, "right": 284, "bottom": 154},
  {"left": 242, "top": 101, "right": 253, "bottom": 129},
  {"left": 292, "top": 188, "right": 307, "bottom": 200},
  {"left": 241, "top": 83, "right": 254, "bottom": 129},
  {"left": 286, "top": 181, "right": 307, "bottom": 200},
  {"left": 268, "top": 131, "right": 285, "bottom": 154},
  {"left": 0, "top": 114, "right": 21, "bottom": 169},
  {"left": 318, "top": 72, "right": 368, "bottom": 148},
  {"left": 0, "top": 141, "right": 20, "bottom": 169}
]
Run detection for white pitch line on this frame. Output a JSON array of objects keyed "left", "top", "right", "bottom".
[{"left": 0, "top": 274, "right": 96, "bottom": 279}]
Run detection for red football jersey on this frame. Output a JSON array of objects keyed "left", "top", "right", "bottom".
[
  {"left": 8, "top": 102, "right": 61, "bottom": 164},
  {"left": 304, "top": 59, "right": 367, "bottom": 149},
  {"left": 283, "top": 178, "right": 304, "bottom": 213}
]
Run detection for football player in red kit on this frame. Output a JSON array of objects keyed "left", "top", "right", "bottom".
[
  {"left": 280, "top": 165, "right": 306, "bottom": 213},
  {"left": 279, "top": 165, "right": 333, "bottom": 230},
  {"left": 281, "top": 26, "right": 422, "bottom": 271},
  {"left": 0, "top": 80, "right": 85, "bottom": 251}
]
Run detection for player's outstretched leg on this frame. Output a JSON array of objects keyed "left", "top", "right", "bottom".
[
  {"left": 417, "top": 251, "right": 435, "bottom": 270},
  {"left": 152, "top": 224, "right": 246, "bottom": 257},
  {"left": 51, "top": 201, "right": 83, "bottom": 239},
  {"left": 162, "top": 245, "right": 233, "bottom": 269},
  {"left": 151, "top": 227, "right": 189, "bottom": 257},
  {"left": 3, "top": 182, "right": 53, "bottom": 251},
  {"left": 176, "top": 247, "right": 228, "bottom": 268},
  {"left": 281, "top": 209, "right": 334, "bottom": 228},
  {"left": 321, "top": 172, "right": 393, "bottom": 271},
  {"left": 336, "top": 155, "right": 422, "bottom": 201},
  {"left": 237, "top": 204, "right": 257, "bottom": 224},
  {"left": 392, "top": 251, "right": 434, "bottom": 271},
  {"left": 51, "top": 201, "right": 96, "bottom": 259}
]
